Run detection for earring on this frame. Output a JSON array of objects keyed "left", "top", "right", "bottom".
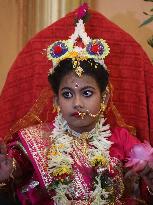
[
  {"left": 52, "top": 104, "right": 56, "bottom": 113},
  {"left": 57, "top": 106, "right": 61, "bottom": 113},
  {"left": 100, "top": 102, "right": 106, "bottom": 113},
  {"left": 101, "top": 88, "right": 110, "bottom": 113},
  {"left": 52, "top": 104, "right": 60, "bottom": 113}
]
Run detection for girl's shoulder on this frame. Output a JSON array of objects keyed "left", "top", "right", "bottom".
[
  {"left": 18, "top": 122, "right": 54, "bottom": 150},
  {"left": 109, "top": 127, "right": 140, "bottom": 160},
  {"left": 110, "top": 127, "right": 139, "bottom": 145}
]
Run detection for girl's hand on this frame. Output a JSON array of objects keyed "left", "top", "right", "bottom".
[
  {"left": 0, "top": 139, "right": 13, "bottom": 182},
  {"left": 139, "top": 161, "right": 153, "bottom": 192},
  {"left": 125, "top": 161, "right": 153, "bottom": 193}
]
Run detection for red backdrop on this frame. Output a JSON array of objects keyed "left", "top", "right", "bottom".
[{"left": 0, "top": 9, "right": 153, "bottom": 145}]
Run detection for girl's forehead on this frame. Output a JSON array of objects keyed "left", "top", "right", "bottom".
[{"left": 59, "top": 72, "right": 98, "bottom": 89}]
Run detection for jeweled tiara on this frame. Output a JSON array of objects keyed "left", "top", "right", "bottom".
[{"left": 46, "top": 4, "right": 110, "bottom": 76}]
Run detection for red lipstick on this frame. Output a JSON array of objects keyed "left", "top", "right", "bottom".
[{"left": 71, "top": 112, "right": 80, "bottom": 117}]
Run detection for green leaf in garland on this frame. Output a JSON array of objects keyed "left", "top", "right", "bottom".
[
  {"left": 139, "top": 15, "right": 153, "bottom": 27},
  {"left": 150, "top": 8, "right": 153, "bottom": 12}
]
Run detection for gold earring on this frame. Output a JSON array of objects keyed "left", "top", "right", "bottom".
[
  {"left": 100, "top": 102, "right": 106, "bottom": 112},
  {"left": 57, "top": 106, "right": 60, "bottom": 113},
  {"left": 52, "top": 104, "right": 56, "bottom": 113},
  {"left": 52, "top": 104, "right": 60, "bottom": 113}
]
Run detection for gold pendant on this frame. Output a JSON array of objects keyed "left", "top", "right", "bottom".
[{"left": 75, "top": 66, "right": 84, "bottom": 77}]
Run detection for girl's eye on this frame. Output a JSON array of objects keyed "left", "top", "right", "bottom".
[
  {"left": 62, "top": 91, "right": 73, "bottom": 99},
  {"left": 83, "top": 90, "right": 93, "bottom": 97}
]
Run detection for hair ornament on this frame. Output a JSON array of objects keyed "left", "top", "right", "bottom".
[
  {"left": 47, "top": 5, "right": 110, "bottom": 76},
  {"left": 75, "top": 2, "right": 89, "bottom": 22}
]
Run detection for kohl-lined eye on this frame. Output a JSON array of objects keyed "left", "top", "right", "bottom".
[
  {"left": 83, "top": 90, "right": 93, "bottom": 97},
  {"left": 62, "top": 91, "right": 73, "bottom": 99}
]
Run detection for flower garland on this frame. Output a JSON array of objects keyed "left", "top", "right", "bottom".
[{"left": 47, "top": 113, "right": 123, "bottom": 204}]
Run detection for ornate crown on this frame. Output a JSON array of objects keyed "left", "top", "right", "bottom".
[{"left": 46, "top": 4, "right": 110, "bottom": 76}]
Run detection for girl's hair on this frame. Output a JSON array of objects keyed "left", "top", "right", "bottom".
[{"left": 48, "top": 58, "right": 109, "bottom": 94}]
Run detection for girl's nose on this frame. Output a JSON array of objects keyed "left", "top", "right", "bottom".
[{"left": 73, "top": 96, "right": 83, "bottom": 110}]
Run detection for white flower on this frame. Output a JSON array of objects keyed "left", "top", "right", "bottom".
[{"left": 47, "top": 113, "right": 113, "bottom": 204}]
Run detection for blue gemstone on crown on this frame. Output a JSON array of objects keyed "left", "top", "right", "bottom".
[
  {"left": 87, "top": 40, "right": 104, "bottom": 56},
  {"left": 50, "top": 42, "right": 68, "bottom": 58}
]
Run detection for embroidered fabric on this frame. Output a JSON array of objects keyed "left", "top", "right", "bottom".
[{"left": 21, "top": 180, "right": 39, "bottom": 193}]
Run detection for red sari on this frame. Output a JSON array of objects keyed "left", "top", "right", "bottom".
[{"left": 7, "top": 122, "right": 152, "bottom": 205}]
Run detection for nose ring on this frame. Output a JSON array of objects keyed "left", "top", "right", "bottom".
[{"left": 74, "top": 104, "right": 82, "bottom": 109}]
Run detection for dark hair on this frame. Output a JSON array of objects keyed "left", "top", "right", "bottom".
[{"left": 48, "top": 58, "right": 109, "bottom": 95}]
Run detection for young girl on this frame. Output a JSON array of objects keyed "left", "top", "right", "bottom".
[{"left": 0, "top": 4, "right": 153, "bottom": 205}]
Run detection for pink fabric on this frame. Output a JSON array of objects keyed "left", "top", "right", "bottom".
[
  {"left": 18, "top": 130, "right": 49, "bottom": 189},
  {"left": 18, "top": 123, "right": 53, "bottom": 189},
  {"left": 71, "top": 148, "right": 93, "bottom": 199},
  {"left": 8, "top": 124, "right": 151, "bottom": 205},
  {"left": 110, "top": 127, "right": 140, "bottom": 161}
]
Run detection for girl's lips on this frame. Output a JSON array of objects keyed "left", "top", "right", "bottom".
[{"left": 71, "top": 112, "right": 80, "bottom": 117}]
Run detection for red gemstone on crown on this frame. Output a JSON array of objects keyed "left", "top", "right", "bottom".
[
  {"left": 90, "top": 44, "right": 99, "bottom": 53},
  {"left": 74, "top": 38, "right": 85, "bottom": 48},
  {"left": 54, "top": 45, "right": 62, "bottom": 54}
]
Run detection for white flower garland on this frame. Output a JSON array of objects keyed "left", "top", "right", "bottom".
[
  {"left": 70, "top": 19, "right": 91, "bottom": 45},
  {"left": 48, "top": 113, "right": 113, "bottom": 204}
]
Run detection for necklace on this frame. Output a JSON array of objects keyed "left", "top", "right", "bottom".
[
  {"left": 67, "top": 131, "right": 89, "bottom": 155},
  {"left": 47, "top": 113, "right": 123, "bottom": 204}
]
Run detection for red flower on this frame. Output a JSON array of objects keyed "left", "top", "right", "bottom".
[
  {"left": 54, "top": 45, "right": 62, "bottom": 54},
  {"left": 90, "top": 44, "right": 100, "bottom": 53},
  {"left": 75, "top": 38, "right": 85, "bottom": 48},
  {"left": 77, "top": 3, "right": 88, "bottom": 20}
]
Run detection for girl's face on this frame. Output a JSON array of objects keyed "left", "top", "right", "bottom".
[{"left": 56, "top": 71, "right": 102, "bottom": 133}]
